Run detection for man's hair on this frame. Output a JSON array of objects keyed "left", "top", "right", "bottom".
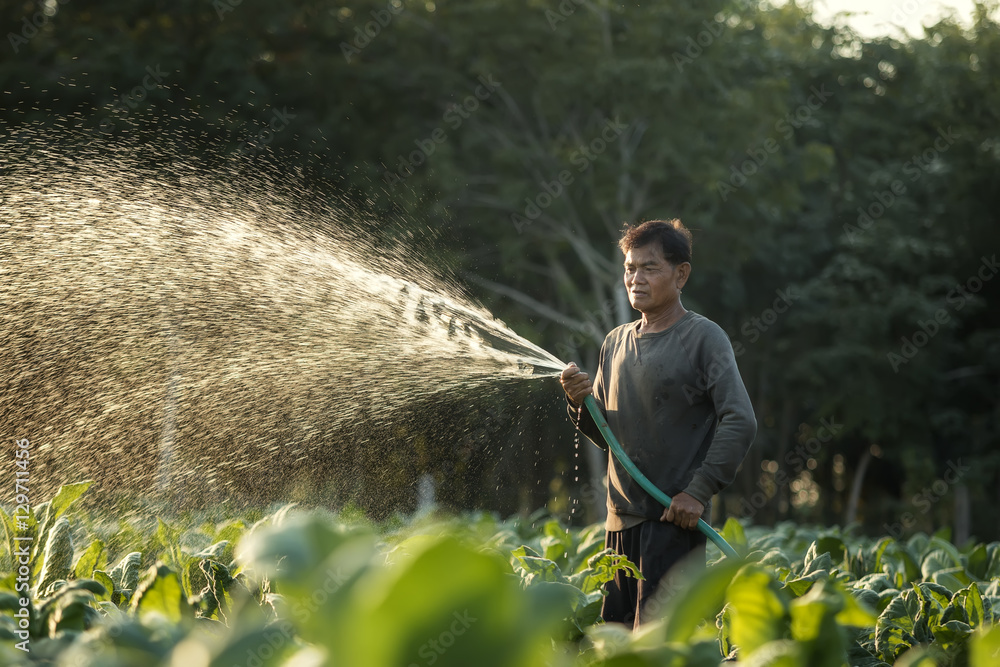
[{"left": 618, "top": 219, "right": 693, "bottom": 265}]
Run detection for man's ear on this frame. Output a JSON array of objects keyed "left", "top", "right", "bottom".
[{"left": 676, "top": 262, "right": 691, "bottom": 289}]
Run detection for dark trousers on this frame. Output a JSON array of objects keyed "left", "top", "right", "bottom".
[{"left": 601, "top": 520, "right": 707, "bottom": 630}]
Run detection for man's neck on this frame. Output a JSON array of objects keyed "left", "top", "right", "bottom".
[{"left": 639, "top": 302, "right": 687, "bottom": 333}]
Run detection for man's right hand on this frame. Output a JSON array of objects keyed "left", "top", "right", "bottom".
[{"left": 560, "top": 362, "right": 593, "bottom": 406}]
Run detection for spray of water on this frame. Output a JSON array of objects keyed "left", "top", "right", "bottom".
[{"left": 0, "top": 129, "right": 565, "bottom": 507}]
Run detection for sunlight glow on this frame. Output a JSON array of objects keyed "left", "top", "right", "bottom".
[{"left": 777, "top": 0, "right": 986, "bottom": 38}]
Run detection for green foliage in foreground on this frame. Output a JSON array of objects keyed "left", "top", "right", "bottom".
[{"left": 1, "top": 483, "right": 999, "bottom": 666}]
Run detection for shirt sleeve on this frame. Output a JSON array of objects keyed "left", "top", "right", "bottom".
[{"left": 681, "top": 323, "right": 758, "bottom": 505}]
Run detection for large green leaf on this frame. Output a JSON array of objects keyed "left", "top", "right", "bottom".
[
  {"left": 45, "top": 481, "right": 94, "bottom": 526},
  {"left": 200, "top": 623, "right": 295, "bottom": 666},
  {"left": 970, "top": 625, "right": 1000, "bottom": 667},
  {"left": 952, "top": 584, "right": 986, "bottom": 629},
  {"left": 922, "top": 548, "right": 961, "bottom": 581},
  {"left": 524, "top": 580, "right": 597, "bottom": 640},
  {"left": 130, "top": 563, "right": 192, "bottom": 626},
  {"left": 661, "top": 558, "right": 742, "bottom": 643},
  {"left": 568, "top": 525, "right": 607, "bottom": 574},
  {"left": 875, "top": 587, "right": 926, "bottom": 662},
  {"left": 73, "top": 538, "right": 106, "bottom": 580},
  {"left": 107, "top": 551, "right": 143, "bottom": 605},
  {"left": 45, "top": 591, "right": 98, "bottom": 635},
  {"left": 856, "top": 573, "right": 894, "bottom": 593},
  {"left": 917, "top": 582, "right": 954, "bottom": 612},
  {"left": 726, "top": 566, "right": 790, "bottom": 657},
  {"left": 813, "top": 536, "right": 847, "bottom": 566},
  {"left": 836, "top": 589, "right": 879, "bottom": 628},
  {"left": 567, "top": 548, "right": 642, "bottom": 595},
  {"left": 984, "top": 544, "right": 1000, "bottom": 579},
  {"left": 91, "top": 570, "right": 115, "bottom": 603},
  {"left": 540, "top": 519, "right": 572, "bottom": 563},
  {"left": 36, "top": 516, "right": 73, "bottom": 594},
  {"left": 852, "top": 588, "right": 881, "bottom": 613},
  {"left": 894, "top": 645, "right": 948, "bottom": 666},
  {"left": 872, "top": 537, "right": 893, "bottom": 575},
  {"left": 236, "top": 510, "right": 373, "bottom": 594},
  {"left": 757, "top": 549, "right": 791, "bottom": 571},
  {"left": 0, "top": 592, "right": 21, "bottom": 611},
  {"left": 192, "top": 540, "right": 229, "bottom": 562},
  {"left": 198, "top": 558, "right": 251, "bottom": 625},
  {"left": 803, "top": 550, "right": 834, "bottom": 577},
  {"left": 0, "top": 505, "right": 34, "bottom": 574},
  {"left": 719, "top": 518, "right": 748, "bottom": 557},
  {"left": 932, "top": 566, "right": 973, "bottom": 593},
  {"left": 738, "top": 639, "right": 804, "bottom": 667},
  {"left": 512, "top": 548, "right": 563, "bottom": 586},
  {"left": 966, "top": 543, "right": 989, "bottom": 580},
  {"left": 875, "top": 582, "right": 955, "bottom": 661},
  {"left": 338, "top": 535, "right": 565, "bottom": 667},
  {"left": 932, "top": 619, "right": 973, "bottom": 652},
  {"left": 31, "top": 482, "right": 93, "bottom": 582}
]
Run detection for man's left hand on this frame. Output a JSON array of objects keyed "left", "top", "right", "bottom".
[{"left": 661, "top": 492, "right": 705, "bottom": 530}]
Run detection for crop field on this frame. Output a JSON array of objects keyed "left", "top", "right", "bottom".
[{"left": 1, "top": 482, "right": 999, "bottom": 666}]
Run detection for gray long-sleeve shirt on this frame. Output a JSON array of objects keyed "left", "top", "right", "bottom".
[{"left": 569, "top": 310, "right": 757, "bottom": 531}]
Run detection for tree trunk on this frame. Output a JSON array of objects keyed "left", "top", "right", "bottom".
[
  {"left": 953, "top": 483, "right": 970, "bottom": 546},
  {"left": 845, "top": 449, "right": 872, "bottom": 526},
  {"left": 775, "top": 397, "right": 794, "bottom": 520}
]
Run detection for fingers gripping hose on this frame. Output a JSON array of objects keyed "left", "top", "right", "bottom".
[{"left": 582, "top": 395, "right": 739, "bottom": 559}]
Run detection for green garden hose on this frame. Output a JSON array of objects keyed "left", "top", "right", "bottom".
[{"left": 582, "top": 395, "right": 740, "bottom": 559}]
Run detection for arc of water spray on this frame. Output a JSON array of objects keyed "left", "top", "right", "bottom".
[{"left": 581, "top": 395, "right": 740, "bottom": 559}]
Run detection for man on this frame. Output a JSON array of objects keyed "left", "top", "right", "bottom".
[{"left": 560, "top": 218, "right": 756, "bottom": 629}]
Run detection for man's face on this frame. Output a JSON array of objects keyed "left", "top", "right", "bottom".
[{"left": 623, "top": 243, "right": 687, "bottom": 314}]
